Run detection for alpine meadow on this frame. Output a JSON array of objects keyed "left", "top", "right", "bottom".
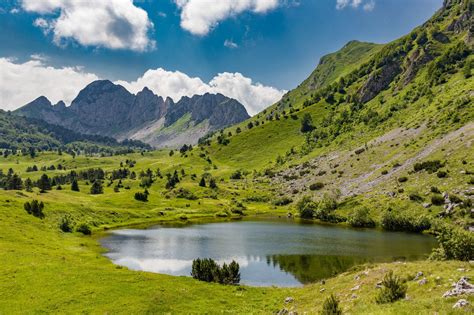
[{"left": 0, "top": 0, "right": 473, "bottom": 314}]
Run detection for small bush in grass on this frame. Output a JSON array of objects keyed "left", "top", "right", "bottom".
[
  {"left": 430, "top": 186, "right": 440, "bottom": 194},
  {"left": 381, "top": 170, "right": 388, "bottom": 175},
  {"left": 309, "top": 182, "right": 325, "bottom": 191},
  {"left": 449, "top": 194, "right": 463, "bottom": 204},
  {"left": 381, "top": 210, "right": 431, "bottom": 233},
  {"left": 76, "top": 223, "right": 91, "bottom": 235},
  {"left": 431, "top": 195, "right": 445, "bottom": 206},
  {"left": 273, "top": 197, "right": 292, "bottom": 206},
  {"left": 296, "top": 196, "right": 317, "bottom": 219},
  {"left": 376, "top": 271, "right": 407, "bottom": 304},
  {"left": 437, "top": 170, "right": 447, "bottom": 178},
  {"left": 468, "top": 177, "right": 474, "bottom": 185},
  {"left": 175, "top": 188, "right": 197, "bottom": 200},
  {"left": 348, "top": 207, "right": 375, "bottom": 228},
  {"left": 134, "top": 191, "right": 148, "bottom": 202},
  {"left": 230, "top": 170, "right": 244, "bottom": 180},
  {"left": 398, "top": 176, "right": 408, "bottom": 183},
  {"left": 321, "top": 294, "right": 342, "bottom": 315},
  {"left": 59, "top": 215, "right": 74, "bottom": 232},
  {"left": 413, "top": 160, "right": 444, "bottom": 173},
  {"left": 409, "top": 193, "right": 423, "bottom": 202},
  {"left": 430, "top": 224, "right": 474, "bottom": 261}
]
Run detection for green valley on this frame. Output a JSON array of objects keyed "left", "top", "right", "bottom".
[{"left": 0, "top": 0, "right": 473, "bottom": 314}]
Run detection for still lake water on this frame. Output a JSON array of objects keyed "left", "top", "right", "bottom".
[{"left": 100, "top": 219, "right": 437, "bottom": 287}]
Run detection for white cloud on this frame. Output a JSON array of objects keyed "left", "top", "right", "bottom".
[
  {"left": 21, "top": 0, "right": 155, "bottom": 51},
  {"left": 0, "top": 57, "right": 99, "bottom": 111},
  {"left": 363, "top": 0, "right": 375, "bottom": 11},
  {"left": 174, "top": 0, "right": 279, "bottom": 35},
  {"left": 116, "top": 69, "right": 285, "bottom": 115},
  {"left": 224, "top": 39, "right": 239, "bottom": 49},
  {"left": 10, "top": 8, "right": 20, "bottom": 14},
  {"left": 336, "top": 0, "right": 375, "bottom": 10}
]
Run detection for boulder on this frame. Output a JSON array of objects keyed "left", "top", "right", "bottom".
[
  {"left": 443, "top": 277, "right": 474, "bottom": 297},
  {"left": 452, "top": 299, "right": 469, "bottom": 309}
]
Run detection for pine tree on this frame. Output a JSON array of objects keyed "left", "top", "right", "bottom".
[
  {"left": 6, "top": 174, "right": 23, "bottom": 190},
  {"left": 209, "top": 178, "right": 217, "bottom": 189},
  {"left": 90, "top": 180, "right": 103, "bottom": 195},
  {"left": 71, "top": 179, "right": 80, "bottom": 192},
  {"left": 24, "top": 178, "right": 33, "bottom": 192},
  {"left": 38, "top": 174, "right": 52, "bottom": 192},
  {"left": 199, "top": 177, "right": 206, "bottom": 187},
  {"left": 300, "top": 113, "right": 315, "bottom": 133}
]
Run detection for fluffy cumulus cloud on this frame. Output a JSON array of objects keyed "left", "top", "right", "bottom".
[
  {"left": 174, "top": 0, "right": 279, "bottom": 35},
  {"left": 116, "top": 69, "right": 285, "bottom": 115},
  {"left": 336, "top": 0, "right": 375, "bottom": 11},
  {"left": 0, "top": 57, "right": 98, "bottom": 110},
  {"left": 21, "top": 0, "right": 155, "bottom": 51}
]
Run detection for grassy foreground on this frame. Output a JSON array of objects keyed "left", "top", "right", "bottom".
[{"left": 0, "top": 151, "right": 473, "bottom": 314}]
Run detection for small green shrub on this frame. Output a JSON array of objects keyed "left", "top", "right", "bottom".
[
  {"left": 76, "top": 223, "right": 91, "bottom": 235},
  {"left": 309, "top": 182, "right": 325, "bottom": 191},
  {"left": 381, "top": 170, "right": 388, "bottom": 175},
  {"left": 175, "top": 188, "right": 197, "bottom": 200},
  {"left": 134, "top": 191, "right": 148, "bottom": 202},
  {"left": 272, "top": 197, "right": 292, "bottom": 206},
  {"left": 398, "top": 176, "right": 408, "bottom": 183},
  {"left": 296, "top": 196, "right": 317, "bottom": 219},
  {"left": 431, "top": 195, "right": 445, "bottom": 206},
  {"left": 381, "top": 211, "right": 431, "bottom": 233},
  {"left": 437, "top": 171, "right": 447, "bottom": 178},
  {"left": 59, "top": 215, "right": 74, "bottom": 232},
  {"left": 376, "top": 271, "right": 407, "bottom": 304},
  {"left": 409, "top": 193, "right": 424, "bottom": 202},
  {"left": 229, "top": 170, "right": 244, "bottom": 180},
  {"left": 321, "top": 294, "right": 342, "bottom": 315},
  {"left": 413, "top": 160, "right": 444, "bottom": 173},
  {"left": 430, "top": 224, "right": 474, "bottom": 261},
  {"left": 348, "top": 207, "right": 375, "bottom": 228},
  {"left": 430, "top": 186, "right": 440, "bottom": 194}
]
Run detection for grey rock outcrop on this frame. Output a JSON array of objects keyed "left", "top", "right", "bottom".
[{"left": 14, "top": 80, "right": 250, "bottom": 148}]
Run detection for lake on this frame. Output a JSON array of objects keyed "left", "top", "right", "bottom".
[{"left": 100, "top": 219, "right": 437, "bottom": 287}]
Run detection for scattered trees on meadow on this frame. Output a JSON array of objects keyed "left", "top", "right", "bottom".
[{"left": 24, "top": 200, "right": 45, "bottom": 219}]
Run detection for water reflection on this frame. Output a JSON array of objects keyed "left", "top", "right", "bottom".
[{"left": 101, "top": 219, "right": 437, "bottom": 287}]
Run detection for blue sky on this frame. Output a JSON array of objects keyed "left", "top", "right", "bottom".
[{"left": 0, "top": 0, "right": 442, "bottom": 114}]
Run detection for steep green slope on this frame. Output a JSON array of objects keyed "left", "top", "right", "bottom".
[{"left": 206, "top": 0, "right": 473, "bottom": 173}]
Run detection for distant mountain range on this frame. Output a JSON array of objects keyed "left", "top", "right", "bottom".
[{"left": 14, "top": 80, "right": 250, "bottom": 148}]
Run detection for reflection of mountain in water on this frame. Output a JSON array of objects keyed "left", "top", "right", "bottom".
[{"left": 268, "top": 255, "right": 376, "bottom": 284}]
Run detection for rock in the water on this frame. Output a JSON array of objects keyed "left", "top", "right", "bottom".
[
  {"left": 453, "top": 299, "right": 469, "bottom": 309},
  {"left": 443, "top": 277, "right": 474, "bottom": 297}
]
